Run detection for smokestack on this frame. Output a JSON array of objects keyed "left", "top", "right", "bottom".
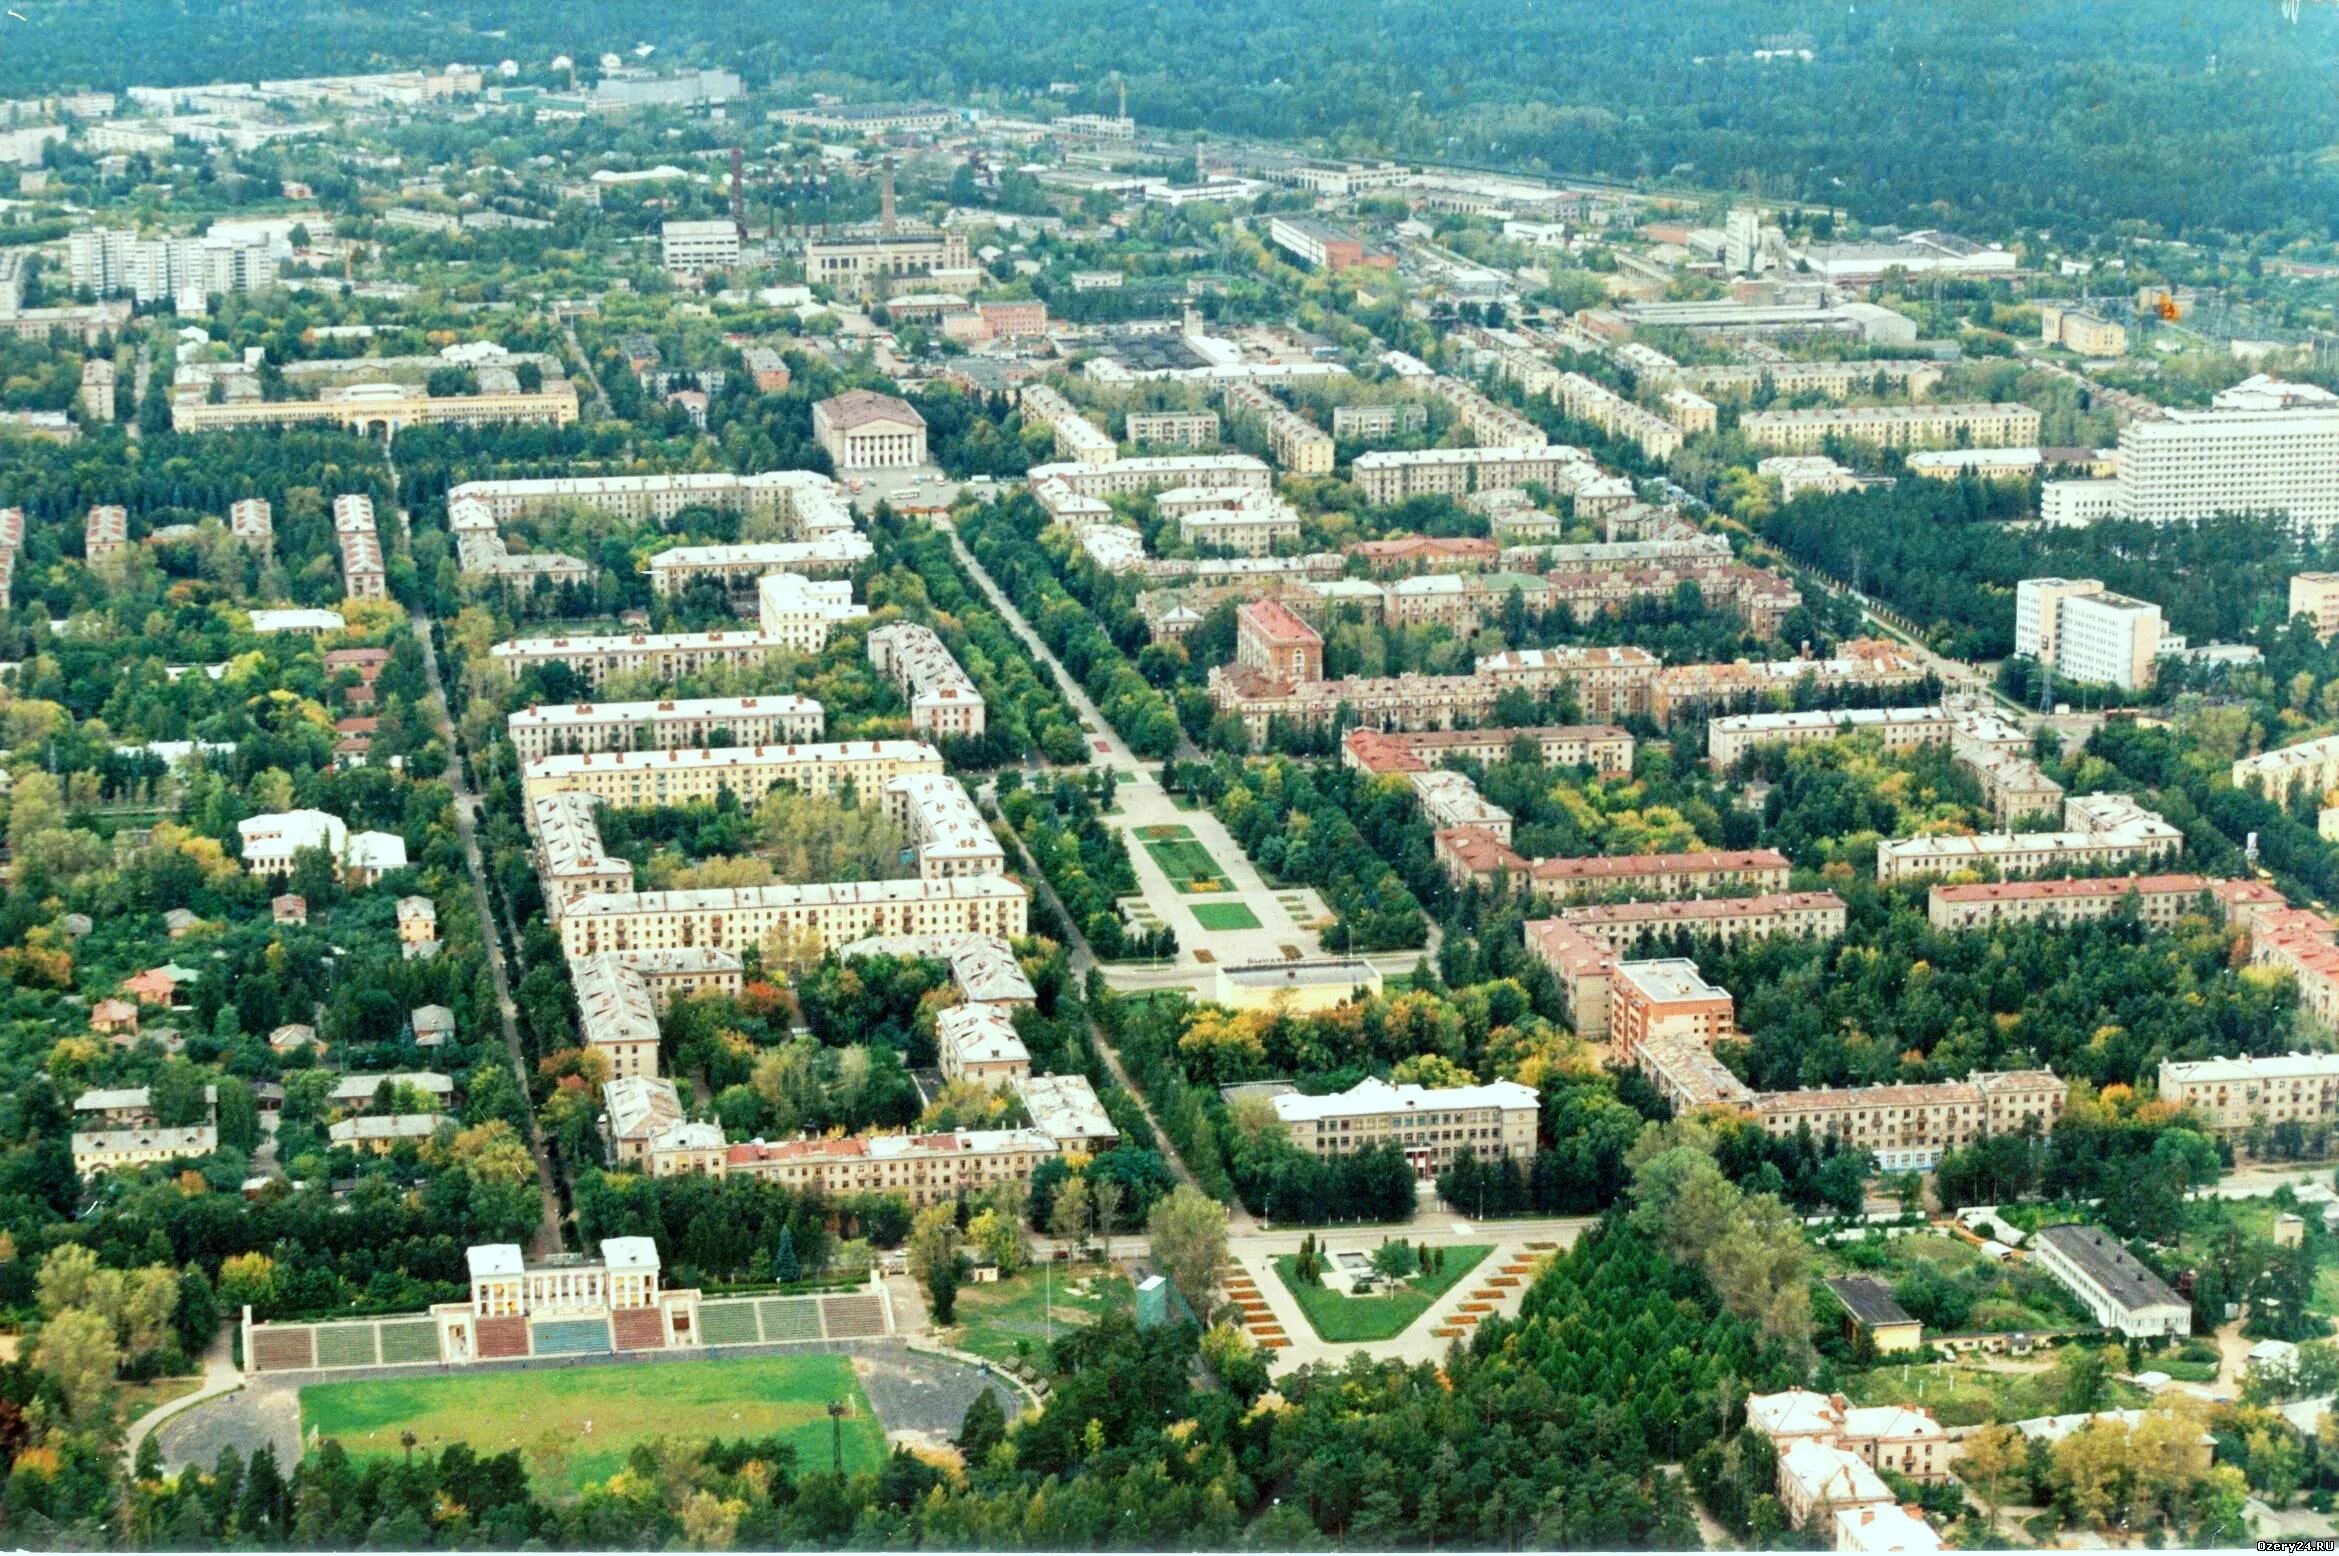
[
  {"left": 880, "top": 155, "right": 897, "bottom": 235},
  {"left": 729, "top": 146, "right": 746, "bottom": 240}
]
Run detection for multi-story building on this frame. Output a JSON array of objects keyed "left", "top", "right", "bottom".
[
  {"left": 574, "top": 954, "right": 663, "bottom": 1080},
  {"left": 2112, "top": 376, "right": 2339, "bottom": 536},
  {"left": 520, "top": 740, "right": 944, "bottom": 813},
  {"left": 1437, "top": 832, "right": 1793, "bottom": 897},
  {"left": 1929, "top": 873, "right": 2280, "bottom": 934},
  {"left": 867, "top": 623, "right": 986, "bottom": 739},
  {"left": 720, "top": 1127, "right": 1065, "bottom": 1205},
  {"left": 1875, "top": 793, "right": 2182, "bottom": 884},
  {"left": 1658, "top": 387, "right": 1718, "bottom": 436},
  {"left": 1019, "top": 384, "right": 1118, "bottom": 464},
  {"left": 68, "top": 225, "right": 273, "bottom": 304},
  {"left": 72, "top": 1124, "right": 219, "bottom": 1177},
  {"left": 1476, "top": 644, "right": 1662, "bottom": 718},
  {"left": 644, "top": 536, "right": 874, "bottom": 594},
  {"left": 1332, "top": 402, "right": 1427, "bottom": 441},
  {"left": 80, "top": 357, "right": 114, "bottom": 425},
  {"left": 172, "top": 382, "right": 579, "bottom": 437},
  {"left": 1220, "top": 381, "right": 1335, "bottom": 474},
  {"left": 509, "top": 695, "right": 826, "bottom": 762},
  {"left": 2233, "top": 731, "right": 2339, "bottom": 805},
  {"left": 489, "top": 629, "right": 784, "bottom": 689},
  {"left": 1649, "top": 639, "right": 1928, "bottom": 724},
  {"left": 1551, "top": 891, "right": 1850, "bottom": 955},
  {"left": 84, "top": 504, "right": 128, "bottom": 567},
  {"left": 2158, "top": 1052, "right": 2339, "bottom": 1134},
  {"left": 753, "top": 572, "right": 868, "bottom": 651},
  {"left": 1125, "top": 410, "right": 1220, "bottom": 449},
  {"left": 1610, "top": 959, "right": 1736, "bottom": 1058},
  {"left": 1176, "top": 494, "right": 1303, "bottom": 556},
  {"left": 1235, "top": 598, "right": 1324, "bottom": 682},
  {"left": 1541, "top": 562, "right": 1800, "bottom": 637},
  {"left": 1553, "top": 372, "right": 1685, "bottom": 460},
  {"left": 1428, "top": 374, "right": 1547, "bottom": 451},
  {"left": 2291, "top": 572, "right": 2339, "bottom": 642},
  {"left": 1268, "top": 1077, "right": 1538, "bottom": 1179},
  {"left": 1678, "top": 360, "right": 1945, "bottom": 400},
  {"left": 1752, "top": 1071, "right": 2066, "bottom": 1172},
  {"left": 936, "top": 1003, "right": 1030, "bottom": 1086},
  {"left": 559, "top": 876, "right": 1029, "bottom": 961},
  {"left": 1028, "top": 454, "right": 1272, "bottom": 500},
  {"left": 530, "top": 792, "right": 636, "bottom": 909},
  {"left": 1341, "top": 724, "right": 1635, "bottom": 778},
  {"left": 449, "top": 471, "right": 854, "bottom": 537},
  {"left": 1264, "top": 214, "right": 1390, "bottom": 271},
  {"left": 2014, "top": 577, "right": 2162, "bottom": 690},
  {"left": 883, "top": 773, "right": 1005, "bottom": 879},
  {"left": 228, "top": 497, "right": 273, "bottom": 555},
  {"left": 2039, "top": 306, "right": 2129, "bottom": 357},
  {"left": 1384, "top": 571, "right": 1555, "bottom": 632},
  {"left": 802, "top": 224, "right": 970, "bottom": 299},
  {"left": 1350, "top": 445, "right": 1603, "bottom": 504},
  {"left": 659, "top": 220, "right": 741, "bottom": 274},
  {"left": 813, "top": 390, "right": 927, "bottom": 471},
  {"left": 334, "top": 494, "right": 387, "bottom": 599},
  {"left": 1707, "top": 706, "right": 1960, "bottom": 767},
  {"left": 1739, "top": 402, "right": 2042, "bottom": 453}
]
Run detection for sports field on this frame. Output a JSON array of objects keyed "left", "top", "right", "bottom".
[
  {"left": 299, "top": 1354, "right": 887, "bottom": 1489},
  {"left": 1134, "top": 824, "right": 1232, "bottom": 892},
  {"left": 1189, "top": 901, "right": 1262, "bottom": 931}
]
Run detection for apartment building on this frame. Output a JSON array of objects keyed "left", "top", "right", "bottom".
[
  {"left": 1649, "top": 639, "right": 1929, "bottom": 724},
  {"left": 1541, "top": 562, "right": 1801, "bottom": 637},
  {"left": 1269, "top": 1077, "right": 1538, "bottom": 1178},
  {"left": 2249, "top": 906, "right": 2339, "bottom": 1029},
  {"left": 1340, "top": 723, "right": 1634, "bottom": 778},
  {"left": 2291, "top": 572, "right": 2339, "bottom": 642},
  {"left": 1553, "top": 891, "right": 1849, "bottom": 954},
  {"left": 72, "top": 1125, "right": 219, "bottom": 1178},
  {"left": 573, "top": 954, "right": 663, "bottom": 1080},
  {"left": 1027, "top": 454, "right": 1272, "bottom": 500},
  {"left": 1553, "top": 372, "right": 1685, "bottom": 460},
  {"left": 1439, "top": 832, "right": 1794, "bottom": 898},
  {"left": 1125, "top": 409, "right": 1220, "bottom": 449},
  {"left": 334, "top": 493, "right": 386, "bottom": 599},
  {"left": 936, "top": 1003, "right": 1029, "bottom": 1086},
  {"left": 559, "top": 876, "right": 1029, "bottom": 961},
  {"left": 1748, "top": 1391, "right": 1953, "bottom": 1512},
  {"left": 1350, "top": 445, "right": 1602, "bottom": 504},
  {"left": 1739, "top": 402, "right": 2042, "bottom": 453},
  {"left": 717, "top": 1128, "right": 1064, "bottom": 1205},
  {"left": 173, "top": 383, "right": 580, "bottom": 436},
  {"left": 85, "top": 504, "right": 128, "bottom": 566},
  {"left": 68, "top": 225, "right": 272, "bottom": 303},
  {"left": 1875, "top": 793, "right": 2182, "bottom": 884},
  {"left": 2233, "top": 731, "right": 2339, "bottom": 805},
  {"left": 1753, "top": 1071, "right": 2066, "bottom": 1172},
  {"left": 753, "top": 572, "right": 868, "bottom": 652},
  {"left": 1220, "top": 381, "right": 1335, "bottom": 474},
  {"left": 2039, "top": 305, "right": 2129, "bottom": 357},
  {"left": 883, "top": 773, "right": 1005, "bottom": 879},
  {"left": 1707, "top": 706, "right": 1960, "bottom": 767},
  {"left": 2112, "top": 376, "right": 2339, "bottom": 535},
  {"left": 813, "top": 390, "right": 927, "bottom": 471},
  {"left": 1524, "top": 917, "right": 1621, "bottom": 1033},
  {"left": 1929, "top": 873, "right": 2281, "bottom": 934},
  {"left": 1020, "top": 383, "right": 1118, "bottom": 464},
  {"left": 531, "top": 793, "right": 635, "bottom": 910},
  {"left": 1208, "top": 642, "right": 1660, "bottom": 741},
  {"left": 1675, "top": 360, "right": 1945, "bottom": 400},
  {"left": 1610, "top": 959, "right": 1736, "bottom": 1058},
  {"left": 80, "top": 357, "right": 114, "bottom": 424},
  {"left": 1345, "top": 535, "right": 1502, "bottom": 575},
  {"left": 1427, "top": 374, "right": 1547, "bottom": 451},
  {"left": 1176, "top": 494, "right": 1303, "bottom": 556},
  {"left": 520, "top": 740, "right": 944, "bottom": 812},
  {"left": 659, "top": 219, "right": 742, "bottom": 274},
  {"left": 489, "top": 629, "right": 783, "bottom": 689},
  {"left": 227, "top": 497, "right": 273, "bottom": 555},
  {"left": 643, "top": 535, "right": 875, "bottom": 594},
  {"left": 2014, "top": 576, "right": 2163, "bottom": 690},
  {"left": 508, "top": 695, "right": 826, "bottom": 762},
  {"left": 1332, "top": 402, "right": 1426, "bottom": 441},
  {"left": 2158, "top": 1052, "right": 2339, "bottom": 1134},
  {"left": 867, "top": 623, "right": 987, "bottom": 739},
  {"left": 1384, "top": 571, "right": 1555, "bottom": 632},
  {"left": 1659, "top": 387, "right": 1718, "bottom": 436},
  {"left": 1506, "top": 532, "right": 1733, "bottom": 575},
  {"left": 449, "top": 471, "right": 855, "bottom": 537},
  {"left": 1235, "top": 598, "right": 1324, "bottom": 682},
  {"left": 1476, "top": 644, "right": 1663, "bottom": 718}
]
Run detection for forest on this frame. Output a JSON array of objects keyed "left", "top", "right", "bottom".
[{"left": 4, "top": 2, "right": 2336, "bottom": 239}]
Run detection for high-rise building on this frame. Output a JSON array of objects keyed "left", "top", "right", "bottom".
[
  {"left": 2114, "top": 375, "right": 2339, "bottom": 536},
  {"left": 2014, "top": 577, "right": 2161, "bottom": 689},
  {"left": 1725, "top": 207, "right": 1762, "bottom": 276}
]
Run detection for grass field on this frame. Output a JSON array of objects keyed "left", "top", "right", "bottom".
[
  {"left": 1190, "top": 901, "right": 1262, "bottom": 931},
  {"left": 945, "top": 1265, "right": 1130, "bottom": 1367},
  {"left": 1272, "top": 1245, "right": 1493, "bottom": 1343},
  {"left": 300, "top": 1354, "right": 887, "bottom": 1490},
  {"left": 1133, "top": 824, "right": 1232, "bottom": 892}
]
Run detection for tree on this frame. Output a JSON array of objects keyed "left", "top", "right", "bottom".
[
  {"left": 1090, "top": 1175, "right": 1125, "bottom": 1261},
  {"left": 33, "top": 1307, "right": 120, "bottom": 1417},
  {"left": 956, "top": 1387, "right": 1007, "bottom": 1461},
  {"left": 926, "top": 1253, "right": 964, "bottom": 1326},
  {"left": 1048, "top": 1173, "right": 1093, "bottom": 1249},
  {"left": 149, "top": 1057, "right": 211, "bottom": 1128},
  {"left": 1147, "top": 1186, "right": 1229, "bottom": 1318},
  {"left": 906, "top": 1204, "right": 963, "bottom": 1287},
  {"left": 772, "top": 1226, "right": 800, "bottom": 1284},
  {"left": 1958, "top": 1424, "right": 2024, "bottom": 1538},
  {"left": 1369, "top": 1238, "right": 1418, "bottom": 1282}
]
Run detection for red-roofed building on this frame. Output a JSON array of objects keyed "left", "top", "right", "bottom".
[{"left": 1235, "top": 598, "right": 1323, "bottom": 682}]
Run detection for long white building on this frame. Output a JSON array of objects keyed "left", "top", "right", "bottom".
[
  {"left": 2115, "top": 376, "right": 2339, "bottom": 536},
  {"left": 520, "top": 740, "right": 945, "bottom": 811},
  {"left": 508, "top": 695, "right": 825, "bottom": 762},
  {"left": 448, "top": 471, "right": 856, "bottom": 538},
  {"left": 644, "top": 536, "right": 873, "bottom": 594},
  {"left": 558, "top": 876, "right": 1028, "bottom": 960},
  {"left": 867, "top": 623, "right": 986, "bottom": 739}
]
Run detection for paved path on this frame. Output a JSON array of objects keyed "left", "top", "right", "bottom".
[{"left": 124, "top": 1325, "right": 240, "bottom": 1469}]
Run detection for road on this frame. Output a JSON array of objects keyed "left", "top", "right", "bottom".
[
  {"left": 387, "top": 468, "right": 566, "bottom": 1258},
  {"left": 560, "top": 319, "right": 612, "bottom": 418}
]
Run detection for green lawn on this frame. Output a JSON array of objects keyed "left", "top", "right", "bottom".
[
  {"left": 1841, "top": 1358, "right": 2148, "bottom": 1429},
  {"left": 1133, "top": 824, "right": 1233, "bottom": 892},
  {"left": 1272, "top": 1245, "right": 1494, "bottom": 1343},
  {"left": 300, "top": 1354, "right": 886, "bottom": 1490},
  {"left": 946, "top": 1266, "right": 1130, "bottom": 1368},
  {"left": 1190, "top": 901, "right": 1262, "bottom": 932}
]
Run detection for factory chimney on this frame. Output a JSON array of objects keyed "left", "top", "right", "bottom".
[{"left": 880, "top": 155, "right": 897, "bottom": 234}]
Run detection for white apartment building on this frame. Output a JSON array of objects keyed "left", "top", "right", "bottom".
[
  {"left": 754, "top": 571, "right": 868, "bottom": 651},
  {"left": 2042, "top": 479, "right": 2121, "bottom": 527},
  {"left": 2292, "top": 572, "right": 2339, "bottom": 641},
  {"left": 867, "top": 623, "right": 986, "bottom": 738},
  {"left": 1027, "top": 454, "right": 1271, "bottom": 500},
  {"left": 882, "top": 773, "right": 1006, "bottom": 879},
  {"left": 2233, "top": 732, "right": 2339, "bottom": 804},
  {"left": 936, "top": 1002, "right": 1030, "bottom": 1086},
  {"left": 1177, "top": 496, "right": 1303, "bottom": 556},
  {"left": 1020, "top": 384, "right": 1118, "bottom": 464},
  {"left": 508, "top": 695, "right": 826, "bottom": 761},
  {"left": 531, "top": 792, "right": 636, "bottom": 910},
  {"left": 573, "top": 954, "right": 663, "bottom": 1080},
  {"left": 1350, "top": 445, "right": 1603, "bottom": 504},
  {"left": 1740, "top": 402, "right": 2041, "bottom": 453},
  {"left": 558, "top": 876, "right": 1028, "bottom": 961},
  {"left": 2158, "top": 1053, "right": 2339, "bottom": 1134},
  {"left": 1875, "top": 793, "right": 2181, "bottom": 884},
  {"left": 644, "top": 536, "right": 874, "bottom": 594},
  {"left": 1220, "top": 381, "right": 1335, "bottom": 474},
  {"left": 489, "top": 630, "right": 783, "bottom": 689},
  {"left": 1125, "top": 410, "right": 1220, "bottom": 449},
  {"left": 520, "top": 740, "right": 944, "bottom": 811},
  {"left": 2015, "top": 577, "right": 2162, "bottom": 690},
  {"left": 448, "top": 472, "right": 855, "bottom": 537},
  {"left": 659, "top": 220, "right": 741, "bottom": 274},
  {"left": 2115, "top": 377, "right": 2339, "bottom": 536},
  {"left": 68, "top": 226, "right": 273, "bottom": 303}
]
